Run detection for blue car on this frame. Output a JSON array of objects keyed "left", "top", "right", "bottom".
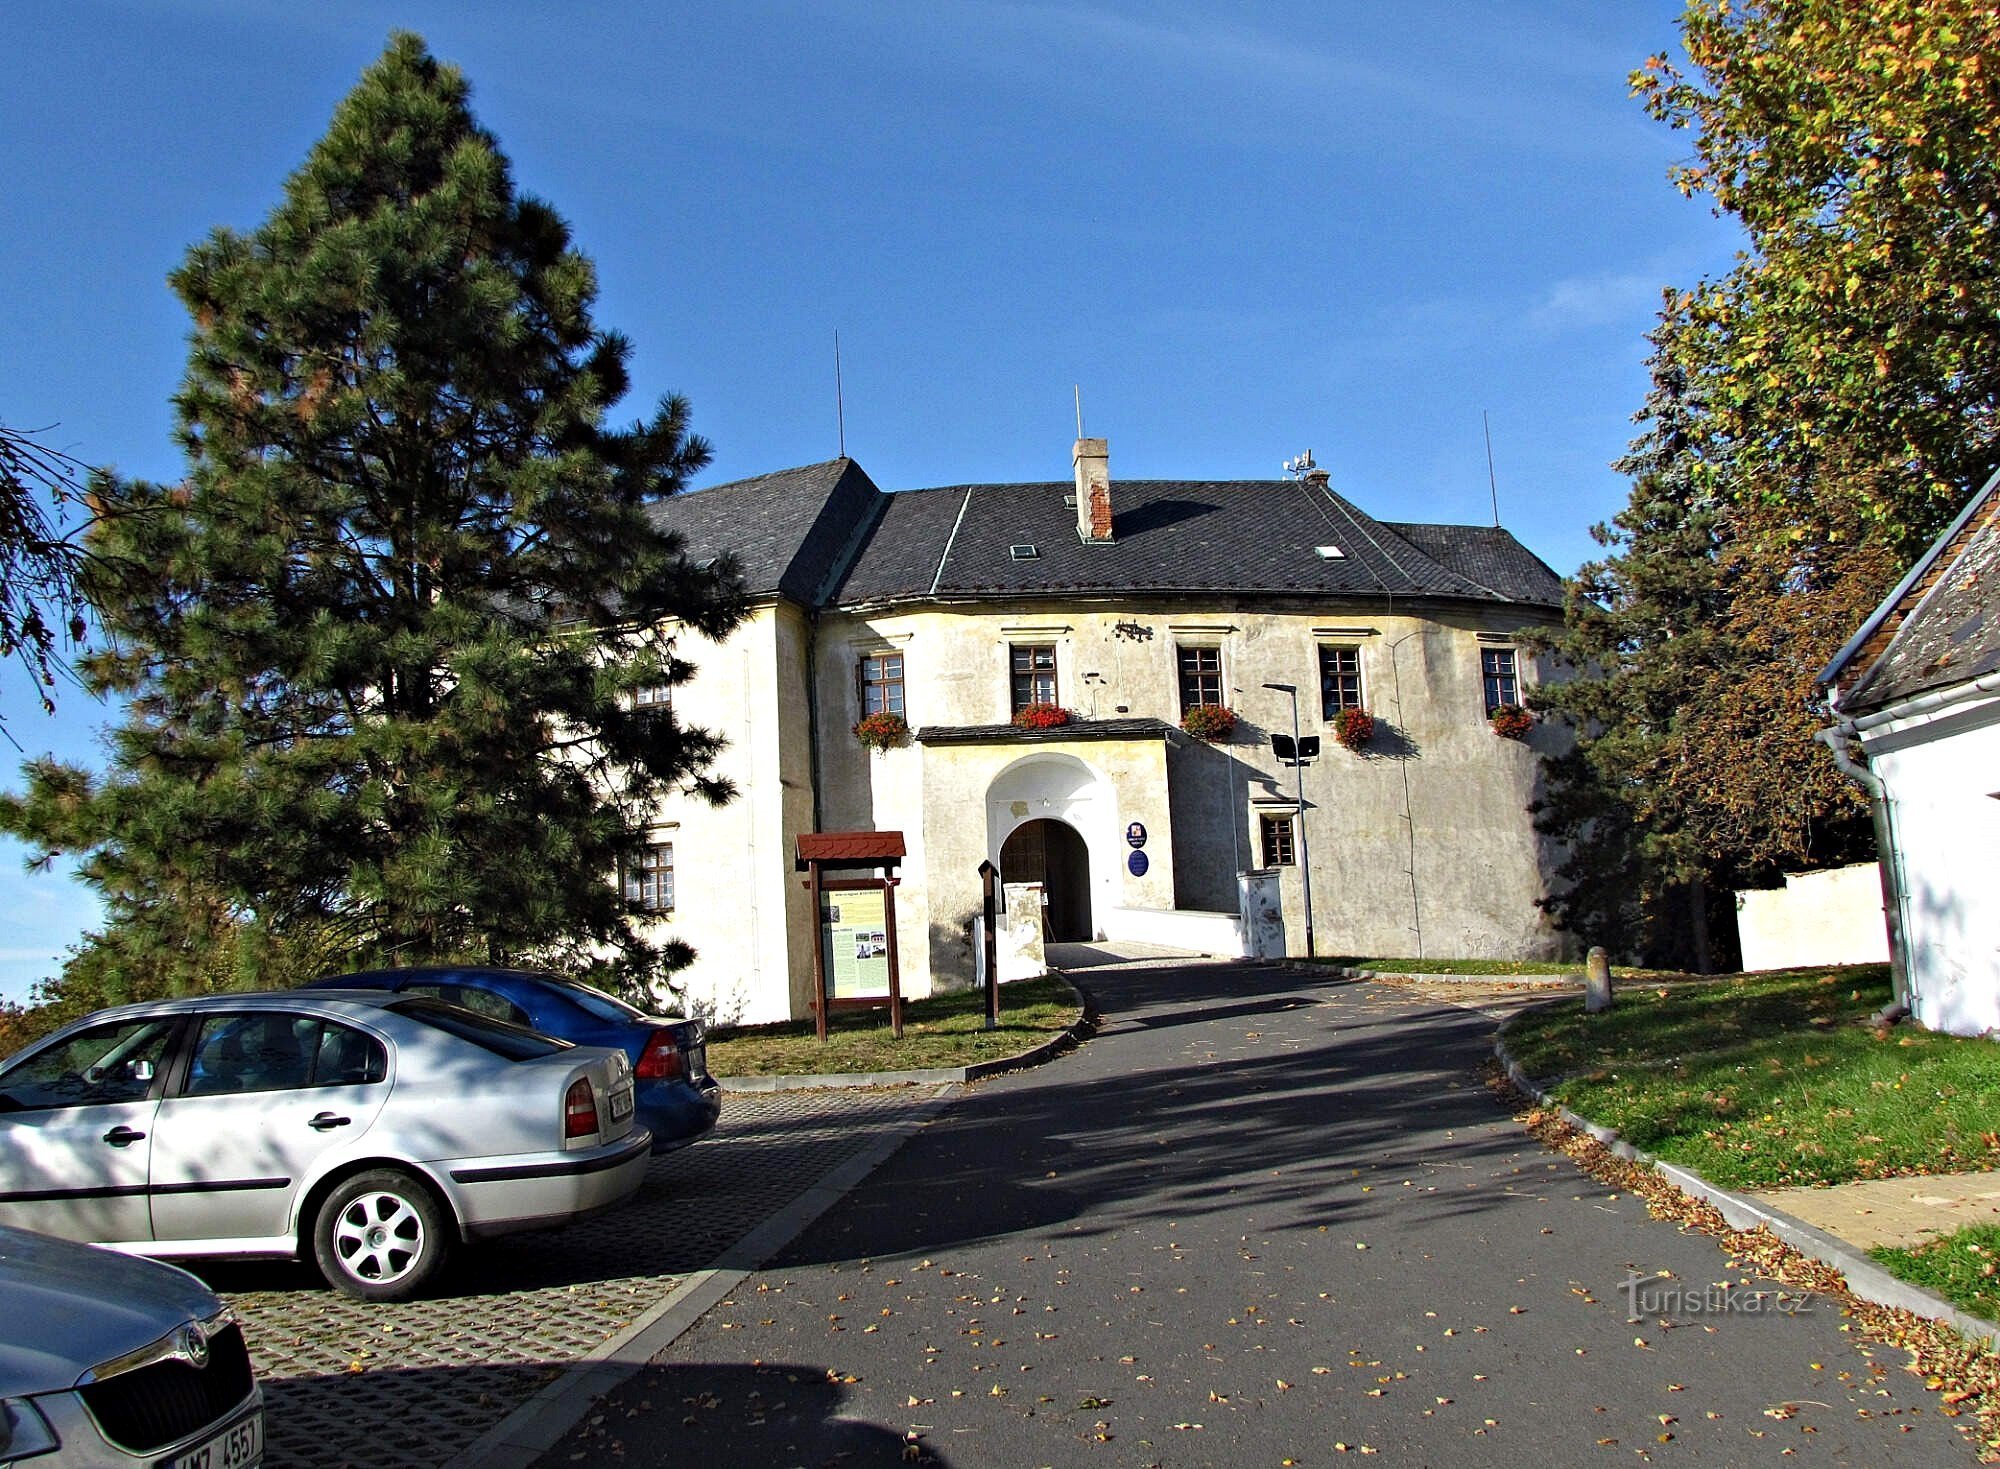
[{"left": 308, "top": 966, "right": 720, "bottom": 1154}]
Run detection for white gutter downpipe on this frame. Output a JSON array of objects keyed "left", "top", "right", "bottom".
[{"left": 1816, "top": 722, "right": 1911, "bottom": 1016}]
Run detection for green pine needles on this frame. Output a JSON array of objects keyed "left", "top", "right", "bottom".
[{"left": 1, "top": 34, "right": 742, "bottom": 1010}]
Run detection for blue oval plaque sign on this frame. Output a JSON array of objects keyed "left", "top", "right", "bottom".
[{"left": 1127, "top": 849, "right": 1150, "bottom": 877}]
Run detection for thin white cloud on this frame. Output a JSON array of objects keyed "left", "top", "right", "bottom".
[{"left": 1530, "top": 272, "right": 1671, "bottom": 333}]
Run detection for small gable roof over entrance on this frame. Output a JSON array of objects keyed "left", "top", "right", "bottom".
[{"left": 1822, "top": 467, "right": 2000, "bottom": 716}]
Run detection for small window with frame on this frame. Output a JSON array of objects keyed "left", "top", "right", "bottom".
[
  {"left": 1318, "top": 645, "right": 1363, "bottom": 717},
  {"left": 1010, "top": 645, "right": 1058, "bottom": 712},
  {"left": 1259, "top": 813, "right": 1296, "bottom": 868},
  {"left": 624, "top": 840, "right": 675, "bottom": 914},
  {"left": 1481, "top": 648, "right": 1520, "bottom": 716},
  {"left": 1177, "top": 646, "right": 1224, "bottom": 714},
  {"left": 858, "top": 652, "right": 905, "bottom": 717},
  {"left": 632, "top": 685, "right": 672, "bottom": 711}
]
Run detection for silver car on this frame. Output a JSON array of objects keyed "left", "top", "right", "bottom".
[
  {"left": 0, "top": 991, "right": 650, "bottom": 1301},
  {"left": 0, "top": 1223, "right": 262, "bottom": 1468}
]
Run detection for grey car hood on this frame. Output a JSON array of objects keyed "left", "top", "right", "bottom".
[{"left": 0, "top": 1226, "right": 222, "bottom": 1397}]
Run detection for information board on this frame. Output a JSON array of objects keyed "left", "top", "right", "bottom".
[{"left": 822, "top": 887, "right": 892, "bottom": 998}]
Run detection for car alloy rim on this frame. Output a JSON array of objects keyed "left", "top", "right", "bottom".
[{"left": 332, "top": 1190, "right": 424, "bottom": 1283}]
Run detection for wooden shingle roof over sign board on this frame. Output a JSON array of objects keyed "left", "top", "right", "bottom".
[{"left": 796, "top": 831, "right": 907, "bottom": 868}]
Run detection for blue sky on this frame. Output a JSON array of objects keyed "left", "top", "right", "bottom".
[{"left": 0, "top": 0, "right": 1739, "bottom": 1000}]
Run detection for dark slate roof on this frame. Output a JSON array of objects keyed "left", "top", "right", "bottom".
[
  {"left": 648, "top": 460, "right": 1565, "bottom": 615},
  {"left": 1832, "top": 473, "right": 2000, "bottom": 714},
  {"left": 833, "top": 478, "right": 1564, "bottom": 608},
  {"left": 644, "top": 459, "right": 883, "bottom": 604},
  {"left": 916, "top": 717, "right": 1178, "bottom": 746},
  {"left": 1382, "top": 522, "right": 1567, "bottom": 605}
]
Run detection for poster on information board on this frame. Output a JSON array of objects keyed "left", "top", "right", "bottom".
[{"left": 822, "top": 887, "right": 892, "bottom": 999}]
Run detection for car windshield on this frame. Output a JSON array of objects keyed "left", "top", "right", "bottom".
[{"left": 388, "top": 998, "right": 573, "bottom": 1060}]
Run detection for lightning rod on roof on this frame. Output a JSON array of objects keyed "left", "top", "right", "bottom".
[
  {"left": 835, "top": 330, "right": 846, "bottom": 459},
  {"left": 1483, "top": 410, "right": 1501, "bottom": 527},
  {"left": 1074, "top": 385, "right": 1084, "bottom": 440}
]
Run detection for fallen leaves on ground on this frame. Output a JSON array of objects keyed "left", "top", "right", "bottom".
[{"left": 1502, "top": 1073, "right": 2000, "bottom": 1461}]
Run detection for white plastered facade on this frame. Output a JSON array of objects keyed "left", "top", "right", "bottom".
[{"left": 638, "top": 593, "right": 1568, "bottom": 1026}]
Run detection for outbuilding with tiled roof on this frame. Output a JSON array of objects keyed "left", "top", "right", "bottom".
[{"left": 1819, "top": 467, "right": 2000, "bottom": 1036}]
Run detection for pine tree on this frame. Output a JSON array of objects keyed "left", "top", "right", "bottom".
[
  {"left": 1531, "top": 316, "right": 1738, "bottom": 966},
  {"left": 1, "top": 34, "right": 741, "bottom": 1007},
  {"left": 0, "top": 424, "right": 90, "bottom": 727}
]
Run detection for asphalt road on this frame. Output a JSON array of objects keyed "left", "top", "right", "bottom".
[{"left": 537, "top": 960, "right": 1977, "bottom": 1467}]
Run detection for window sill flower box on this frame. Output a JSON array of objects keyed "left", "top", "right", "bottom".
[{"left": 853, "top": 711, "right": 910, "bottom": 751}]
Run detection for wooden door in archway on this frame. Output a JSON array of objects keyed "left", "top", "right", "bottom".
[{"left": 1000, "top": 818, "right": 1093, "bottom": 942}]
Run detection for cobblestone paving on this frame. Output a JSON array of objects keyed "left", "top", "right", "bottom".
[{"left": 188, "top": 1085, "right": 949, "bottom": 1469}]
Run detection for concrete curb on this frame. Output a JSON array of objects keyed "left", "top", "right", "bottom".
[
  {"left": 448, "top": 1084, "right": 960, "bottom": 1469},
  {"left": 1353, "top": 965, "right": 1579, "bottom": 987},
  {"left": 719, "top": 981, "right": 1099, "bottom": 1092},
  {"left": 1492, "top": 1013, "right": 2000, "bottom": 1350},
  {"left": 1275, "top": 960, "right": 1578, "bottom": 988}
]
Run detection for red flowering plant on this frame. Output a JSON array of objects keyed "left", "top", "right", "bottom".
[
  {"left": 853, "top": 711, "right": 910, "bottom": 751},
  {"left": 1011, "top": 703, "right": 1073, "bottom": 731},
  {"left": 1489, "top": 704, "right": 1534, "bottom": 740},
  {"left": 1180, "top": 704, "right": 1236, "bottom": 742},
  {"left": 1333, "top": 706, "right": 1376, "bottom": 752}
]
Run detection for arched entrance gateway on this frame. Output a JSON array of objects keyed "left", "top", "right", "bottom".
[
  {"left": 986, "top": 752, "right": 1110, "bottom": 946},
  {"left": 999, "top": 818, "right": 1093, "bottom": 942}
]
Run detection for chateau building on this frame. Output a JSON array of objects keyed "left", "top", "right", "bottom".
[{"left": 635, "top": 439, "right": 1570, "bottom": 1024}]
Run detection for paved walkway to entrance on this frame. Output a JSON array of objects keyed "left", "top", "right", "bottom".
[{"left": 1751, "top": 1171, "right": 2000, "bottom": 1251}]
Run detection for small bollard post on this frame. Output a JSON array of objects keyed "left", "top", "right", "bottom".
[
  {"left": 1584, "top": 945, "right": 1613, "bottom": 1013},
  {"left": 979, "top": 860, "right": 1000, "bottom": 1031}
]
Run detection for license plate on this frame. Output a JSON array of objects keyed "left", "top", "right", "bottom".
[
  {"left": 610, "top": 1084, "right": 634, "bottom": 1120},
  {"left": 168, "top": 1406, "right": 262, "bottom": 1469}
]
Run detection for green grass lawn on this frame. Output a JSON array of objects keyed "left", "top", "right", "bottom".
[
  {"left": 706, "top": 975, "right": 1082, "bottom": 1077},
  {"left": 1871, "top": 1225, "right": 2000, "bottom": 1324},
  {"left": 1504, "top": 965, "right": 2000, "bottom": 1189}
]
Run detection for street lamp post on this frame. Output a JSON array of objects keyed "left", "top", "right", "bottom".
[{"left": 1263, "top": 682, "right": 1316, "bottom": 958}]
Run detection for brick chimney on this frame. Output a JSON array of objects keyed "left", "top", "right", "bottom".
[{"left": 1074, "top": 437, "right": 1112, "bottom": 542}]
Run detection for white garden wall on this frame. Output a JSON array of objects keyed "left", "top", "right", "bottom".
[{"left": 1735, "top": 863, "right": 1890, "bottom": 972}]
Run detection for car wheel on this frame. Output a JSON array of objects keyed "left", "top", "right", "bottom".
[{"left": 312, "top": 1169, "right": 451, "bottom": 1301}]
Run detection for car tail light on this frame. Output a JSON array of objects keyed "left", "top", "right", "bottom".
[
  {"left": 563, "top": 1078, "right": 598, "bottom": 1139},
  {"left": 635, "top": 1029, "right": 685, "bottom": 1080}
]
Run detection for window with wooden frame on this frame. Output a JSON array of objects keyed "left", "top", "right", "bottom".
[
  {"left": 1480, "top": 647, "right": 1520, "bottom": 715},
  {"left": 1259, "top": 813, "right": 1296, "bottom": 868},
  {"left": 858, "top": 652, "right": 905, "bottom": 717},
  {"left": 632, "top": 684, "right": 672, "bottom": 711},
  {"left": 623, "top": 840, "right": 675, "bottom": 914},
  {"left": 1010, "top": 645, "right": 1058, "bottom": 712},
  {"left": 1177, "top": 646, "right": 1224, "bottom": 714},
  {"left": 1317, "top": 645, "right": 1363, "bottom": 717}
]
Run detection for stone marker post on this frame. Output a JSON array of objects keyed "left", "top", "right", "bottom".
[{"left": 1584, "top": 946, "right": 1613, "bottom": 1013}]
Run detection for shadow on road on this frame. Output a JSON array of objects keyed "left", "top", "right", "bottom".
[{"left": 769, "top": 958, "right": 1555, "bottom": 1270}]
